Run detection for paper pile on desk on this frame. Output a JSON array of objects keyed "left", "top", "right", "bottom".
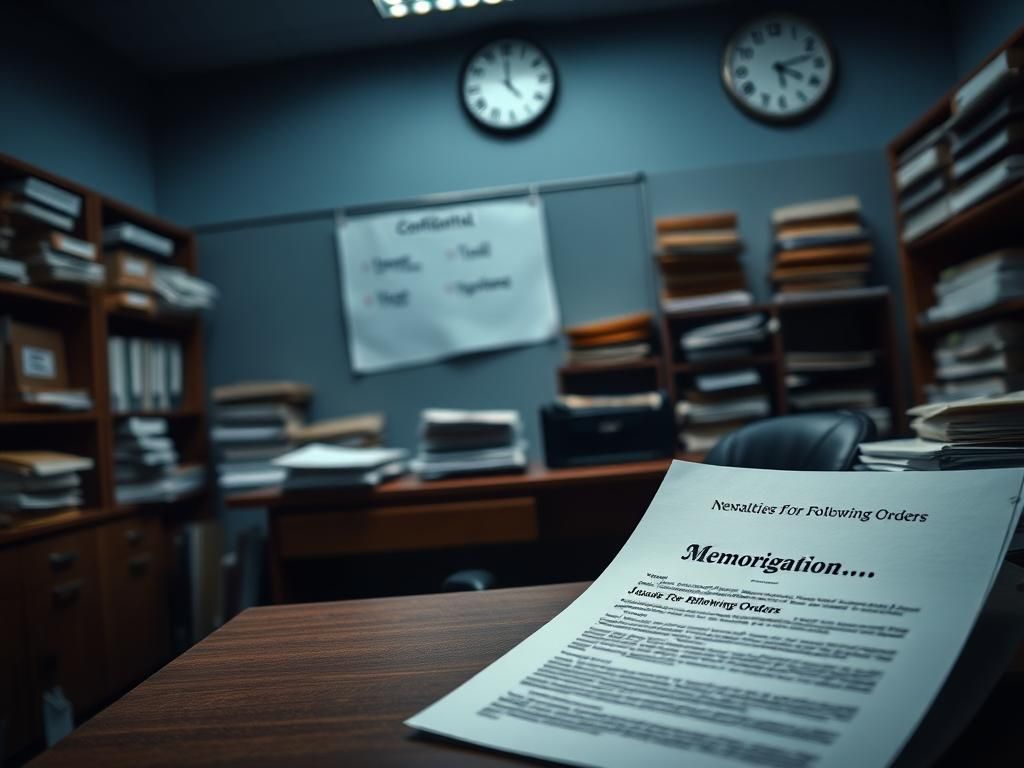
[
  {"left": 412, "top": 409, "right": 526, "bottom": 480},
  {"left": 273, "top": 443, "right": 406, "bottom": 490}
]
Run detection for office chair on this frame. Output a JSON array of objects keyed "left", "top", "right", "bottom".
[{"left": 703, "top": 411, "right": 875, "bottom": 471}]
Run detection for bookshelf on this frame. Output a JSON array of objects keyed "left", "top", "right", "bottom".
[
  {"left": 887, "top": 25, "right": 1024, "bottom": 405},
  {"left": 0, "top": 152, "right": 210, "bottom": 761},
  {"left": 659, "top": 292, "right": 905, "bottom": 455}
]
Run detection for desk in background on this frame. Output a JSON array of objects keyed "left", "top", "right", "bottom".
[
  {"left": 228, "top": 461, "right": 672, "bottom": 603},
  {"left": 28, "top": 582, "right": 1024, "bottom": 767}
]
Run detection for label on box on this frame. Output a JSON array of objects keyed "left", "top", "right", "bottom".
[
  {"left": 124, "top": 292, "right": 150, "bottom": 308},
  {"left": 123, "top": 256, "right": 148, "bottom": 277},
  {"left": 21, "top": 346, "right": 57, "bottom": 379}
]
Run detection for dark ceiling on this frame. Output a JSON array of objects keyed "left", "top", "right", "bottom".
[{"left": 27, "top": 0, "right": 722, "bottom": 76}]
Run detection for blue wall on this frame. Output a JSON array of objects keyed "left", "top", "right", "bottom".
[
  {"left": 153, "top": 1, "right": 955, "bottom": 228},
  {"left": 950, "top": 0, "right": 1023, "bottom": 76},
  {"left": 0, "top": 7, "right": 156, "bottom": 210}
]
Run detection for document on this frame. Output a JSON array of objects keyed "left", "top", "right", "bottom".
[{"left": 406, "top": 461, "right": 1024, "bottom": 768}]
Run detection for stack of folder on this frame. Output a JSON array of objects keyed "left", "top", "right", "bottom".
[
  {"left": 677, "top": 368, "right": 771, "bottom": 453},
  {"left": 412, "top": 409, "right": 526, "bottom": 480},
  {"left": 0, "top": 451, "right": 93, "bottom": 527},
  {"left": 153, "top": 264, "right": 219, "bottom": 314},
  {"left": 0, "top": 176, "right": 102, "bottom": 287},
  {"left": 785, "top": 349, "right": 890, "bottom": 436},
  {"left": 563, "top": 312, "right": 654, "bottom": 366},
  {"left": 946, "top": 46, "right": 1024, "bottom": 220},
  {"left": 924, "top": 249, "right": 1024, "bottom": 323},
  {"left": 769, "top": 196, "right": 873, "bottom": 298},
  {"left": 896, "top": 129, "right": 953, "bottom": 243},
  {"left": 653, "top": 212, "right": 751, "bottom": 313},
  {"left": 857, "top": 391, "right": 1024, "bottom": 474},
  {"left": 272, "top": 443, "right": 407, "bottom": 491},
  {"left": 114, "top": 417, "right": 205, "bottom": 505},
  {"left": 212, "top": 381, "right": 313, "bottom": 491},
  {"left": 926, "top": 318, "right": 1024, "bottom": 402},
  {"left": 678, "top": 313, "right": 770, "bottom": 363}
]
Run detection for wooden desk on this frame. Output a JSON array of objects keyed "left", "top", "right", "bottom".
[
  {"left": 27, "top": 582, "right": 1024, "bottom": 767},
  {"left": 228, "top": 461, "right": 671, "bottom": 602}
]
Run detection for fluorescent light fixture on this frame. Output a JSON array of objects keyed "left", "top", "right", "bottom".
[{"left": 371, "top": 0, "right": 503, "bottom": 18}]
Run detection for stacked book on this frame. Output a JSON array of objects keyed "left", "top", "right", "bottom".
[
  {"left": 211, "top": 381, "right": 313, "bottom": 492},
  {"left": 926, "top": 319, "right": 1024, "bottom": 402},
  {"left": 564, "top": 313, "right": 653, "bottom": 366},
  {"left": 923, "top": 249, "right": 1024, "bottom": 323},
  {"left": 104, "top": 223, "right": 218, "bottom": 315},
  {"left": 678, "top": 313, "right": 770, "bottom": 363},
  {"left": 114, "top": 417, "right": 205, "bottom": 505},
  {"left": 785, "top": 349, "right": 890, "bottom": 436},
  {"left": 272, "top": 443, "right": 407, "bottom": 491},
  {"left": 895, "top": 127, "right": 953, "bottom": 243},
  {"left": 677, "top": 368, "right": 771, "bottom": 453},
  {"left": 0, "top": 451, "right": 93, "bottom": 526},
  {"left": 653, "top": 212, "right": 751, "bottom": 313},
  {"left": 857, "top": 391, "right": 1024, "bottom": 472},
  {"left": 769, "top": 196, "right": 873, "bottom": 298},
  {"left": 947, "top": 46, "right": 1024, "bottom": 219},
  {"left": 0, "top": 176, "right": 102, "bottom": 287},
  {"left": 412, "top": 409, "right": 526, "bottom": 480}
]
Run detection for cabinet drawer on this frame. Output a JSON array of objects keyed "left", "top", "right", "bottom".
[
  {"left": 21, "top": 528, "right": 97, "bottom": 590},
  {"left": 0, "top": 548, "right": 33, "bottom": 758},
  {"left": 279, "top": 497, "right": 539, "bottom": 558},
  {"left": 98, "top": 517, "right": 169, "bottom": 693},
  {"left": 24, "top": 529, "right": 105, "bottom": 717}
]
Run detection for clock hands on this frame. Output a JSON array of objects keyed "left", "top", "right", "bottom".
[
  {"left": 772, "top": 56, "right": 810, "bottom": 89},
  {"left": 502, "top": 57, "right": 523, "bottom": 98},
  {"left": 779, "top": 53, "right": 813, "bottom": 67}
]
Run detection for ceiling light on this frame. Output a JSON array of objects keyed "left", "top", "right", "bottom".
[{"left": 372, "top": 0, "right": 506, "bottom": 19}]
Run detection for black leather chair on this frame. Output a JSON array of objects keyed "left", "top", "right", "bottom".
[{"left": 703, "top": 411, "right": 876, "bottom": 471}]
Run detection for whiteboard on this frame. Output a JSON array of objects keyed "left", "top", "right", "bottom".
[{"left": 337, "top": 196, "right": 560, "bottom": 374}]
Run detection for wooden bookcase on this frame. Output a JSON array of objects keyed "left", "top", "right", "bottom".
[
  {"left": 659, "top": 291, "right": 906, "bottom": 454},
  {"left": 887, "top": 26, "right": 1024, "bottom": 405},
  {"left": 0, "top": 152, "right": 210, "bottom": 761}
]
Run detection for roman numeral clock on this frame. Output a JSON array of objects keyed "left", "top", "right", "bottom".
[
  {"left": 461, "top": 38, "right": 557, "bottom": 133},
  {"left": 722, "top": 13, "right": 837, "bottom": 124}
]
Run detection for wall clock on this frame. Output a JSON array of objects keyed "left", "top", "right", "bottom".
[
  {"left": 722, "top": 13, "right": 837, "bottom": 124},
  {"left": 461, "top": 38, "right": 557, "bottom": 134}
]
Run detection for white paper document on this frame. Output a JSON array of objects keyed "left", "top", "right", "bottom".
[{"left": 406, "top": 461, "right": 1024, "bottom": 768}]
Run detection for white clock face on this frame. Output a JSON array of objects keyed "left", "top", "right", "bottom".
[
  {"left": 462, "top": 39, "right": 557, "bottom": 132},
  {"left": 723, "top": 14, "right": 836, "bottom": 123}
]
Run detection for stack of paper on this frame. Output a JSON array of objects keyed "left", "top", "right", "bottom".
[
  {"left": 653, "top": 211, "right": 752, "bottom": 313},
  {"left": 273, "top": 443, "right": 407, "bottom": 490},
  {"left": 785, "top": 348, "right": 888, "bottom": 435},
  {"left": 858, "top": 391, "right": 1024, "bottom": 471},
  {"left": 678, "top": 313, "right": 770, "bottom": 362},
  {"left": 678, "top": 368, "right": 769, "bottom": 452},
  {"left": 769, "top": 196, "right": 875, "bottom": 299},
  {"left": 895, "top": 124, "right": 954, "bottom": 242},
  {"left": 114, "top": 418, "right": 205, "bottom": 504},
  {"left": 0, "top": 451, "right": 92, "bottom": 525},
  {"left": 0, "top": 177, "right": 102, "bottom": 287},
  {"left": 945, "top": 47, "right": 1024, "bottom": 217},
  {"left": 924, "top": 249, "right": 1024, "bottom": 323},
  {"left": 563, "top": 313, "right": 653, "bottom": 366},
  {"left": 153, "top": 264, "right": 219, "bottom": 313},
  {"left": 927, "top": 319, "right": 1024, "bottom": 402},
  {"left": 412, "top": 409, "right": 526, "bottom": 479},
  {"left": 211, "top": 381, "right": 312, "bottom": 491}
]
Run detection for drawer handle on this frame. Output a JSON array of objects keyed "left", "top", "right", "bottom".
[
  {"left": 124, "top": 529, "right": 144, "bottom": 544},
  {"left": 48, "top": 551, "right": 78, "bottom": 570},
  {"left": 52, "top": 579, "right": 83, "bottom": 604},
  {"left": 128, "top": 553, "right": 153, "bottom": 573}
]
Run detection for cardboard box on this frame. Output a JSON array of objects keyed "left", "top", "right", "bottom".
[{"left": 106, "top": 249, "right": 155, "bottom": 291}]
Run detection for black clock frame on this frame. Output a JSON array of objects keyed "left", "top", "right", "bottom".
[
  {"left": 459, "top": 36, "right": 559, "bottom": 136},
  {"left": 721, "top": 13, "right": 839, "bottom": 126}
]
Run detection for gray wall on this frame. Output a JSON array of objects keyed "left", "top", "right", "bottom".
[
  {"left": 153, "top": 1, "right": 955, "bottom": 228},
  {"left": 950, "top": 0, "right": 1023, "bottom": 76},
  {"left": 0, "top": 6, "right": 157, "bottom": 210}
]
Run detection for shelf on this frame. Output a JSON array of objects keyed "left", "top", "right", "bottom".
[
  {"left": 0, "top": 280, "right": 89, "bottom": 308},
  {"left": 106, "top": 307, "right": 200, "bottom": 331},
  {"left": 663, "top": 303, "right": 773, "bottom": 323},
  {"left": 559, "top": 359, "right": 661, "bottom": 375},
  {"left": 0, "top": 507, "right": 120, "bottom": 547},
  {"left": 0, "top": 411, "right": 98, "bottom": 426},
  {"left": 672, "top": 354, "right": 776, "bottom": 374},
  {"left": 773, "top": 286, "right": 890, "bottom": 309},
  {"left": 915, "top": 298, "right": 1024, "bottom": 337},
  {"left": 113, "top": 408, "right": 203, "bottom": 420},
  {"left": 903, "top": 181, "right": 1024, "bottom": 253}
]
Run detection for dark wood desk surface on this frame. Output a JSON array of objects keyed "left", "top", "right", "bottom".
[
  {"left": 226, "top": 460, "right": 675, "bottom": 509},
  {"left": 28, "top": 581, "right": 1024, "bottom": 767}
]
